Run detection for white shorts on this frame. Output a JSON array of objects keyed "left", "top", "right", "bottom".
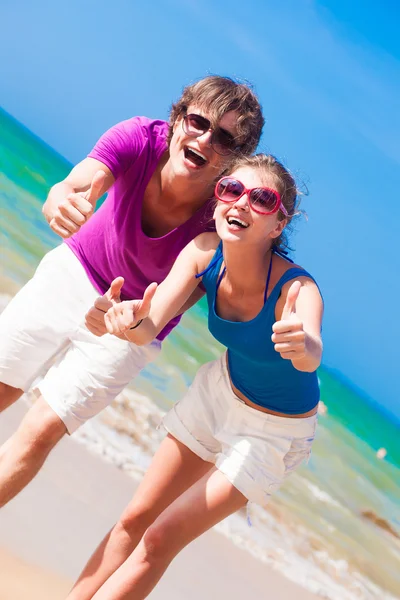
[
  {"left": 0, "top": 244, "right": 161, "bottom": 434},
  {"left": 163, "top": 354, "right": 317, "bottom": 507}
]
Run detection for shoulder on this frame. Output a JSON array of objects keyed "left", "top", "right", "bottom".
[
  {"left": 104, "top": 116, "right": 167, "bottom": 146},
  {"left": 272, "top": 255, "right": 317, "bottom": 290},
  {"left": 89, "top": 117, "right": 168, "bottom": 178},
  {"left": 278, "top": 266, "right": 322, "bottom": 316},
  {"left": 280, "top": 274, "right": 321, "bottom": 302},
  {"left": 193, "top": 231, "right": 220, "bottom": 252},
  {"left": 128, "top": 116, "right": 168, "bottom": 143},
  {"left": 185, "top": 232, "right": 220, "bottom": 274}
]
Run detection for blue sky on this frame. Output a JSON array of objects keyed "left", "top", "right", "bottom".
[{"left": 1, "top": 0, "right": 399, "bottom": 418}]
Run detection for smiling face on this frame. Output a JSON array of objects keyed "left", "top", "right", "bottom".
[
  {"left": 213, "top": 166, "right": 287, "bottom": 248},
  {"left": 168, "top": 105, "right": 239, "bottom": 184}
]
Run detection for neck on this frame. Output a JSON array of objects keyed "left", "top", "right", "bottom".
[
  {"left": 222, "top": 242, "right": 274, "bottom": 292},
  {"left": 159, "top": 154, "right": 215, "bottom": 210}
]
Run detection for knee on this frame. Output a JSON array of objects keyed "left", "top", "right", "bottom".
[
  {"left": 140, "top": 521, "right": 177, "bottom": 564},
  {"left": 0, "top": 382, "right": 23, "bottom": 412},
  {"left": 117, "top": 504, "right": 155, "bottom": 540}
]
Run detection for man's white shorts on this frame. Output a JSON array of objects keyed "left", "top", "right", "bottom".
[
  {"left": 0, "top": 244, "right": 161, "bottom": 434},
  {"left": 163, "top": 354, "right": 317, "bottom": 507}
]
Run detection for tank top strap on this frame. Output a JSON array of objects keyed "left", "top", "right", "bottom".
[{"left": 267, "top": 267, "right": 319, "bottom": 304}]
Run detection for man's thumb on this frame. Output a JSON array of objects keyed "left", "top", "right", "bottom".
[
  {"left": 107, "top": 277, "right": 125, "bottom": 302},
  {"left": 85, "top": 170, "right": 107, "bottom": 206}
]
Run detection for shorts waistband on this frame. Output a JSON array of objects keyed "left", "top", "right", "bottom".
[{"left": 218, "top": 352, "right": 317, "bottom": 435}]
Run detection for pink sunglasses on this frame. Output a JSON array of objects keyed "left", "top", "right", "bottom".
[{"left": 215, "top": 177, "right": 288, "bottom": 216}]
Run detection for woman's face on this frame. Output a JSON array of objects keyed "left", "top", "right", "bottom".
[
  {"left": 213, "top": 166, "right": 286, "bottom": 246},
  {"left": 168, "top": 105, "right": 239, "bottom": 185}
]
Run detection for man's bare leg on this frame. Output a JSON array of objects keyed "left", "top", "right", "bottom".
[
  {"left": 0, "top": 394, "right": 67, "bottom": 507},
  {"left": 0, "top": 382, "right": 24, "bottom": 413}
]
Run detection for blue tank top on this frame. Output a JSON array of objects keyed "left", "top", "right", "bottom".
[{"left": 200, "top": 244, "right": 320, "bottom": 414}]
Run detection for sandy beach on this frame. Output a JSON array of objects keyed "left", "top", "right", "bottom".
[{"left": 0, "top": 401, "right": 322, "bottom": 600}]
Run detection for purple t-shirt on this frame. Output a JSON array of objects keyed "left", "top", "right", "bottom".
[{"left": 66, "top": 117, "right": 215, "bottom": 340}]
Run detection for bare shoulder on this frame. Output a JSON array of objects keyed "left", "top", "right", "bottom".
[
  {"left": 274, "top": 255, "right": 322, "bottom": 317},
  {"left": 188, "top": 232, "right": 220, "bottom": 274},
  {"left": 193, "top": 232, "right": 220, "bottom": 251},
  {"left": 273, "top": 255, "right": 318, "bottom": 291},
  {"left": 282, "top": 260, "right": 320, "bottom": 297}
]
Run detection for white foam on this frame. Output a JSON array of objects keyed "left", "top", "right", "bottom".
[{"left": 306, "top": 481, "right": 342, "bottom": 507}]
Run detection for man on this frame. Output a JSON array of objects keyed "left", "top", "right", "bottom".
[{"left": 0, "top": 76, "right": 264, "bottom": 506}]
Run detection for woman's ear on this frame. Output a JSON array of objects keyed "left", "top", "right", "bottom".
[{"left": 270, "top": 218, "right": 287, "bottom": 239}]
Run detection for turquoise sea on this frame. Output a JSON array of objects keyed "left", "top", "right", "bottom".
[{"left": 1, "top": 107, "right": 399, "bottom": 599}]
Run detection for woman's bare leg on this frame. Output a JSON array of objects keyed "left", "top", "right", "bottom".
[
  {"left": 67, "top": 435, "right": 213, "bottom": 600},
  {"left": 91, "top": 467, "right": 247, "bottom": 600}
]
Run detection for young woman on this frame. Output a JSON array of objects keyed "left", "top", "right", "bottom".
[{"left": 69, "top": 153, "right": 323, "bottom": 600}]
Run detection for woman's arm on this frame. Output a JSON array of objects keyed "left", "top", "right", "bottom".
[
  {"left": 272, "top": 277, "right": 323, "bottom": 372},
  {"left": 105, "top": 233, "right": 219, "bottom": 345}
]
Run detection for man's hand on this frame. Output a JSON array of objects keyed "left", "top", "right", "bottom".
[
  {"left": 85, "top": 277, "right": 124, "bottom": 336},
  {"left": 49, "top": 170, "right": 106, "bottom": 238}
]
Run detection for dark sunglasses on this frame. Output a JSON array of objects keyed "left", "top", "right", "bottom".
[
  {"left": 215, "top": 177, "right": 288, "bottom": 216},
  {"left": 182, "top": 113, "right": 239, "bottom": 156}
]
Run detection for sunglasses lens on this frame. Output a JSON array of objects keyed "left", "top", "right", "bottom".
[
  {"left": 184, "top": 114, "right": 237, "bottom": 155},
  {"left": 212, "top": 129, "right": 237, "bottom": 155},
  {"left": 217, "top": 178, "right": 244, "bottom": 201},
  {"left": 184, "top": 114, "right": 210, "bottom": 136},
  {"left": 249, "top": 189, "right": 278, "bottom": 213}
]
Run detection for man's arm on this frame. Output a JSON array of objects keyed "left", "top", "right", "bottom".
[{"left": 43, "top": 157, "right": 115, "bottom": 238}]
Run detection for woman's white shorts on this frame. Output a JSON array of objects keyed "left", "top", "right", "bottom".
[
  {"left": 163, "top": 354, "right": 317, "bottom": 506},
  {"left": 0, "top": 244, "right": 161, "bottom": 434}
]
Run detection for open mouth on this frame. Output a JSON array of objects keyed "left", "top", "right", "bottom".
[
  {"left": 184, "top": 146, "right": 207, "bottom": 167},
  {"left": 226, "top": 216, "right": 249, "bottom": 229}
]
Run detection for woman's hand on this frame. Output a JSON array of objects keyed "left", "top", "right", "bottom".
[
  {"left": 272, "top": 281, "right": 307, "bottom": 360},
  {"left": 104, "top": 282, "right": 158, "bottom": 336},
  {"left": 272, "top": 279, "right": 323, "bottom": 372}
]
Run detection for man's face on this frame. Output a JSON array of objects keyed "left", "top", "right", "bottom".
[{"left": 168, "top": 105, "right": 240, "bottom": 184}]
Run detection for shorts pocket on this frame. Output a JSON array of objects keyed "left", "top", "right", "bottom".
[{"left": 283, "top": 434, "right": 314, "bottom": 476}]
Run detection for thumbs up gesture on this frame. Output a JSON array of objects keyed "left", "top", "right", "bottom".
[
  {"left": 104, "top": 282, "right": 158, "bottom": 336},
  {"left": 49, "top": 170, "right": 106, "bottom": 238},
  {"left": 271, "top": 281, "right": 307, "bottom": 361},
  {"left": 85, "top": 277, "right": 125, "bottom": 337}
]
